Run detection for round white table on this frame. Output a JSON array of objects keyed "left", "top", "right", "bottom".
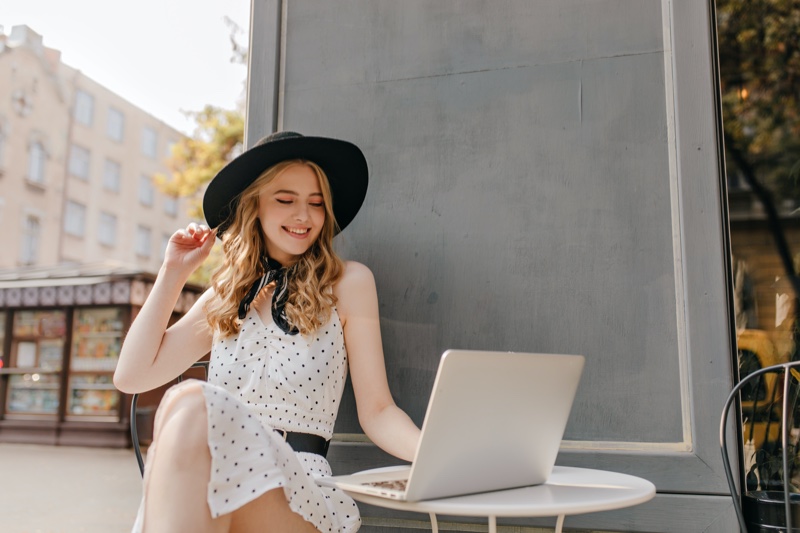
[{"left": 340, "top": 465, "right": 656, "bottom": 533}]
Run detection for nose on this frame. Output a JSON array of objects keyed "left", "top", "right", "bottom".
[{"left": 293, "top": 202, "right": 310, "bottom": 222}]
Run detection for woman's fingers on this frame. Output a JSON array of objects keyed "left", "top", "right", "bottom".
[
  {"left": 186, "top": 223, "right": 211, "bottom": 240},
  {"left": 201, "top": 228, "right": 218, "bottom": 248},
  {"left": 163, "top": 225, "right": 216, "bottom": 273},
  {"left": 174, "top": 224, "right": 212, "bottom": 243}
]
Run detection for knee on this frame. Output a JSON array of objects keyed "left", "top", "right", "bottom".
[{"left": 153, "top": 382, "right": 208, "bottom": 458}]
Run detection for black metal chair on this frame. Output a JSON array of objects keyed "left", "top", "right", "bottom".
[
  {"left": 130, "top": 361, "right": 210, "bottom": 476},
  {"left": 720, "top": 359, "right": 800, "bottom": 532}
]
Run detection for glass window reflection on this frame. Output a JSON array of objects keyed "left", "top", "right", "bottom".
[{"left": 719, "top": 0, "right": 800, "bottom": 493}]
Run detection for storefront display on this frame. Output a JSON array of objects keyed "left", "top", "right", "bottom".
[
  {"left": 5, "top": 311, "right": 66, "bottom": 416},
  {"left": 0, "top": 267, "right": 203, "bottom": 447},
  {"left": 69, "top": 374, "right": 119, "bottom": 416},
  {"left": 7, "top": 374, "right": 60, "bottom": 414},
  {"left": 68, "top": 308, "right": 123, "bottom": 418}
]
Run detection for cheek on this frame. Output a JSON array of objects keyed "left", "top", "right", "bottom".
[
  {"left": 313, "top": 209, "right": 326, "bottom": 228},
  {"left": 259, "top": 207, "right": 282, "bottom": 226},
  {"left": 259, "top": 214, "right": 281, "bottom": 239}
]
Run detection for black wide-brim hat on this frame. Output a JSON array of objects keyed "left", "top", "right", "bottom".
[{"left": 203, "top": 131, "right": 368, "bottom": 235}]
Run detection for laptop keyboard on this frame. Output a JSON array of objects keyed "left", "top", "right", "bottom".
[{"left": 364, "top": 479, "right": 408, "bottom": 491}]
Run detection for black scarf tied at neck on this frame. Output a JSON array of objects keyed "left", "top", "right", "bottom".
[{"left": 238, "top": 255, "right": 298, "bottom": 335}]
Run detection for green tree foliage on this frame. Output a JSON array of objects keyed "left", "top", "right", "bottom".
[
  {"left": 718, "top": 0, "right": 800, "bottom": 301},
  {"left": 153, "top": 106, "right": 244, "bottom": 286},
  {"left": 154, "top": 106, "right": 244, "bottom": 219},
  {"left": 717, "top": 0, "right": 800, "bottom": 197}
]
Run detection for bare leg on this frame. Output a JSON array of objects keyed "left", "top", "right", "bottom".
[
  {"left": 143, "top": 381, "right": 230, "bottom": 533},
  {"left": 142, "top": 381, "right": 321, "bottom": 533},
  {"left": 230, "top": 488, "right": 320, "bottom": 533}
]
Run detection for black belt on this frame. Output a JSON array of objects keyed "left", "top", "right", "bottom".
[{"left": 274, "top": 429, "right": 330, "bottom": 457}]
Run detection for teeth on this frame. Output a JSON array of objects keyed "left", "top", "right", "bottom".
[{"left": 286, "top": 227, "right": 309, "bottom": 235}]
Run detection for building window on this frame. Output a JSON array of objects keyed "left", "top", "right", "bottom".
[
  {"left": 165, "top": 140, "right": 178, "bottom": 160},
  {"left": 139, "top": 174, "right": 154, "bottom": 207},
  {"left": 64, "top": 200, "right": 87, "bottom": 237},
  {"left": 68, "top": 144, "right": 91, "bottom": 180},
  {"left": 28, "top": 141, "right": 46, "bottom": 185},
  {"left": 20, "top": 214, "right": 40, "bottom": 265},
  {"left": 98, "top": 211, "right": 117, "bottom": 246},
  {"left": 164, "top": 196, "right": 178, "bottom": 217},
  {"left": 74, "top": 90, "right": 94, "bottom": 126},
  {"left": 135, "top": 225, "right": 152, "bottom": 257},
  {"left": 107, "top": 107, "right": 125, "bottom": 142},
  {"left": 141, "top": 126, "right": 157, "bottom": 158},
  {"left": 103, "top": 159, "right": 121, "bottom": 192},
  {"left": 0, "top": 129, "right": 6, "bottom": 173}
]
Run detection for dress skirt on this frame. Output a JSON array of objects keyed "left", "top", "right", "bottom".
[{"left": 131, "top": 380, "right": 361, "bottom": 532}]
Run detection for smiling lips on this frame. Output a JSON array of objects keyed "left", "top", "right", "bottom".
[{"left": 284, "top": 226, "right": 311, "bottom": 238}]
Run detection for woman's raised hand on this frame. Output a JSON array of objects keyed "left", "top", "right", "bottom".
[{"left": 163, "top": 223, "right": 217, "bottom": 276}]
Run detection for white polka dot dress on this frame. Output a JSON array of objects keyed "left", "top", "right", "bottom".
[{"left": 133, "top": 308, "right": 360, "bottom": 532}]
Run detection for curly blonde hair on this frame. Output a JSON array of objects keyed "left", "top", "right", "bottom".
[{"left": 205, "top": 159, "right": 345, "bottom": 337}]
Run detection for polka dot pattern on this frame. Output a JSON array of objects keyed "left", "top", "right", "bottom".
[
  {"left": 200, "top": 308, "right": 359, "bottom": 531},
  {"left": 209, "top": 308, "right": 348, "bottom": 440}
]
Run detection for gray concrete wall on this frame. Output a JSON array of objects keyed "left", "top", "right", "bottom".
[{"left": 248, "top": 1, "right": 737, "bottom": 531}]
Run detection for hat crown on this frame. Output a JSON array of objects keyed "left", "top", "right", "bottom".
[
  {"left": 204, "top": 131, "right": 368, "bottom": 236},
  {"left": 255, "top": 131, "right": 303, "bottom": 147}
]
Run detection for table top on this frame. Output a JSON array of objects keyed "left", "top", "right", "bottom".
[{"left": 340, "top": 465, "right": 656, "bottom": 518}]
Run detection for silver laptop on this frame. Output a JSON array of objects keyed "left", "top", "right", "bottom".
[{"left": 317, "top": 349, "right": 584, "bottom": 501}]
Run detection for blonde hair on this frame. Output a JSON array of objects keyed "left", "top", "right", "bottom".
[{"left": 205, "top": 159, "right": 345, "bottom": 337}]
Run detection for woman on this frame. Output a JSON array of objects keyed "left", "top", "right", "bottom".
[{"left": 114, "top": 131, "right": 421, "bottom": 533}]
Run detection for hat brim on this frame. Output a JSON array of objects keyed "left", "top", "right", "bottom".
[{"left": 203, "top": 135, "right": 368, "bottom": 235}]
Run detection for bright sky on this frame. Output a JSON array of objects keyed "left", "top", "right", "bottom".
[{"left": 2, "top": 0, "right": 251, "bottom": 135}]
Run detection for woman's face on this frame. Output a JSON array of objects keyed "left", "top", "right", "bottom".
[{"left": 257, "top": 163, "right": 326, "bottom": 265}]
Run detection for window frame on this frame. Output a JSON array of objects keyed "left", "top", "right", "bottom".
[
  {"left": 27, "top": 141, "right": 46, "bottom": 185},
  {"left": 20, "top": 213, "right": 41, "bottom": 265},
  {"left": 98, "top": 211, "right": 117, "bottom": 247},
  {"left": 68, "top": 144, "right": 91, "bottom": 181},
  {"left": 138, "top": 174, "right": 155, "bottom": 207},
  {"left": 135, "top": 225, "right": 152, "bottom": 258},
  {"left": 64, "top": 200, "right": 87, "bottom": 237},
  {"left": 141, "top": 126, "right": 157, "bottom": 158},
  {"left": 102, "top": 158, "right": 121, "bottom": 193},
  {"left": 106, "top": 107, "right": 125, "bottom": 142},
  {"left": 74, "top": 90, "right": 94, "bottom": 126},
  {"left": 163, "top": 195, "right": 178, "bottom": 217}
]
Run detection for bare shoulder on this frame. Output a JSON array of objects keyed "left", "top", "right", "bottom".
[
  {"left": 340, "top": 260, "right": 374, "bottom": 285},
  {"left": 334, "top": 261, "right": 378, "bottom": 321},
  {"left": 335, "top": 261, "right": 376, "bottom": 297}
]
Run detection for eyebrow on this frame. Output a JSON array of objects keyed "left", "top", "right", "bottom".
[{"left": 273, "top": 189, "right": 323, "bottom": 197}]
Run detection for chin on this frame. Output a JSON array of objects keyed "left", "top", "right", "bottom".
[{"left": 274, "top": 244, "right": 312, "bottom": 262}]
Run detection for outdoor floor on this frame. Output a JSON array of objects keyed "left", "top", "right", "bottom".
[{"left": 0, "top": 443, "right": 142, "bottom": 533}]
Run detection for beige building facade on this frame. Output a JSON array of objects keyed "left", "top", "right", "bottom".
[{"left": 0, "top": 25, "right": 193, "bottom": 274}]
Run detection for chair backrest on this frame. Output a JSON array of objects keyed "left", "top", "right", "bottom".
[
  {"left": 130, "top": 361, "right": 210, "bottom": 477},
  {"left": 720, "top": 359, "right": 800, "bottom": 532}
]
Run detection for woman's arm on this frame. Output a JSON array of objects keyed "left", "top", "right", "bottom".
[
  {"left": 335, "top": 261, "right": 421, "bottom": 462},
  {"left": 113, "top": 223, "right": 216, "bottom": 394}
]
